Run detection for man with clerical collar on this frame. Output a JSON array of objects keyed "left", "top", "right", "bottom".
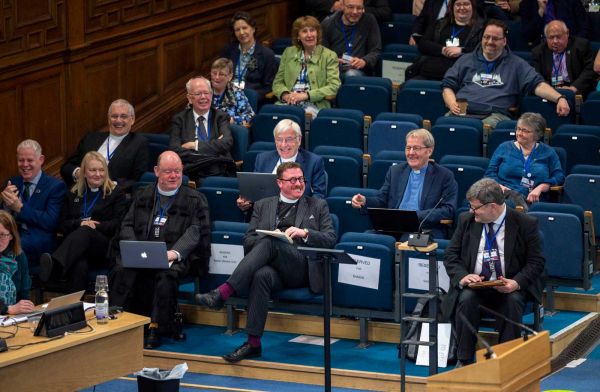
[
  {"left": 110, "top": 151, "right": 211, "bottom": 349},
  {"left": 532, "top": 20, "right": 596, "bottom": 99},
  {"left": 351, "top": 128, "right": 457, "bottom": 240},
  {"left": 442, "top": 19, "right": 571, "bottom": 128},
  {"left": 442, "top": 178, "right": 544, "bottom": 367},
  {"left": 168, "top": 76, "right": 234, "bottom": 180},
  {"left": 321, "top": 0, "right": 382, "bottom": 77},
  {"left": 61, "top": 99, "right": 148, "bottom": 192},
  {"left": 196, "top": 161, "right": 337, "bottom": 362},
  {"left": 1, "top": 139, "right": 66, "bottom": 266}
]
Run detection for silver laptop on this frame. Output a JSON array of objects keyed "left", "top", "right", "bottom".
[
  {"left": 120, "top": 240, "right": 170, "bottom": 269},
  {"left": 19, "top": 290, "right": 86, "bottom": 320},
  {"left": 237, "top": 172, "right": 279, "bottom": 202}
]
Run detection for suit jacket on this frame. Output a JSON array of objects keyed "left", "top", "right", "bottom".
[
  {"left": 521, "top": 0, "right": 590, "bottom": 47},
  {"left": 366, "top": 162, "right": 458, "bottom": 239},
  {"left": 411, "top": 0, "right": 445, "bottom": 37},
  {"left": 243, "top": 195, "right": 337, "bottom": 293},
  {"left": 254, "top": 149, "right": 327, "bottom": 198},
  {"left": 168, "top": 107, "right": 233, "bottom": 160},
  {"left": 59, "top": 185, "right": 130, "bottom": 238},
  {"left": 3, "top": 172, "right": 66, "bottom": 263},
  {"left": 532, "top": 36, "right": 596, "bottom": 98},
  {"left": 61, "top": 132, "right": 149, "bottom": 191},
  {"left": 220, "top": 42, "right": 278, "bottom": 100},
  {"left": 442, "top": 208, "right": 545, "bottom": 320}
]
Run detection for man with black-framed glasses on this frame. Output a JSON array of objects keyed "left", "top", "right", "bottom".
[
  {"left": 196, "top": 161, "right": 336, "bottom": 362},
  {"left": 442, "top": 178, "right": 544, "bottom": 367}
]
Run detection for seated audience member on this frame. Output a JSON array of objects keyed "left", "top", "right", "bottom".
[
  {"left": 410, "top": 0, "right": 449, "bottom": 46},
  {"left": 220, "top": 12, "right": 277, "bottom": 102},
  {"left": 39, "top": 152, "right": 130, "bottom": 291},
  {"left": 442, "top": 19, "right": 570, "bottom": 128},
  {"left": 110, "top": 151, "right": 211, "bottom": 349},
  {"left": 272, "top": 16, "right": 341, "bottom": 118},
  {"left": 442, "top": 178, "right": 544, "bottom": 367},
  {"left": 61, "top": 99, "right": 148, "bottom": 192},
  {"left": 520, "top": 0, "right": 590, "bottom": 48},
  {"left": 351, "top": 129, "right": 458, "bottom": 240},
  {"left": 481, "top": 0, "right": 520, "bottom": 21},
  {"left": 1, "top": 140, "right": 66, "bottom": 266},
  {"left": 532, "top": 20, "right": 596, "bottom": 99},
  {"left": 210, "top": 58, "right": 255, "bottom": 125},
  {"left": 592, "top": 47, "right": 600, "bottom": 91},
  {"left": 306, "top": 0, "right": 392, "bottom": 23},
  {"left": 0, "top": 211, "right": 34, "bottom": 316},
  {"left": 237, "top": 119, "right": 327, "bottom": 212},
  {"left": 196, "top": 162, "right": 336, "bottom": 362},
  {"left": 321, "top": 0, "right": 382, "bottom": 78},
  {"left": 408, "top": 0, "right": 484, "bottom": 80},
  {"left": 168, "top": 77, "right": 235, "bottom": 181},
  {"left": 485, "top": 112, "right": 565, "bottom": 207}
]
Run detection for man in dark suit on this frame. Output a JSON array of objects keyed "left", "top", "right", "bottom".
[
  {"left": 532, "top": 20, "right": 596, "bottom": 99},
  {"left": 442, "top": 178, "right": 545, "bottom": 367},
  {"left": 306, "top": 0, "right": 392, "bottom": 23},
  {"left": 237, "top": 119, "right": 327, "bottom": 212},
  {"left": 168, "top": 76, "right": 234, "bottom": 180},
  {"left": 351, "top": 129, "right": 458, "bottom": 239},
  {"left": 521, "top": 0, "right": 590, "bottom": 48},
  {"left": 110, "top": 151, "right": 211, "bottom": 349},
  {"left": 1, "top": 139, "right": 66, "bottom": 266},
  {"left": 197, "top": 162, "right": 337, "bottom": 362},
  {"left": 410, "top": 0, "right": 447, "bottom": 45},
  {"left": 61, "top": 99, "right": 149, "bottom": 192}
]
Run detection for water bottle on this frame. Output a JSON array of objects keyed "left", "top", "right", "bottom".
[{"left": 95, "top": 275, "right": 109, "bottom": 324}]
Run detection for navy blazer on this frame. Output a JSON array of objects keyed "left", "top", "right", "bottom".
[
  {"left": 254, "top": 149, "right": 327, "bottom": 198},
  {"left": 4, "top": 172, "right": 66, "bottom": 264},
  {"left": 366, "top": 162, "right": 458, "bottom": 239}
]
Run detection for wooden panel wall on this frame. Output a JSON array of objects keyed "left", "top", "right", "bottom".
[{"left": 0, "top": 0, "right": 297, "bottom": 181}]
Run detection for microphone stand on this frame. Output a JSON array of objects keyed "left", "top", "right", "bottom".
[
  {"left": 479, "top": 304, "right": 538, "bottom": 341},
  {"left": 457, "top": 311, "right": 497, "bottom": 360}
]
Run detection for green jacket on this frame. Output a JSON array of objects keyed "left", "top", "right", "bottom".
[{"left": 272, "top": 44, "right": 341, "bottom": 110}]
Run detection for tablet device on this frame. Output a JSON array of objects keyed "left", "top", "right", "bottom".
[
  {"left": 367, "top": 208, "right": 420, "bottom": 235},
  {"left": 120, "top": 240, "right": 170, "bottom": 269},
  {"left": 237, "top": 172, "right": 279, "bottom": 202}
]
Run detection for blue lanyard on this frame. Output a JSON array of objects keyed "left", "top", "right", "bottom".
[
  {"left": 82, "top": 189, "right": 101, "bottom": 219},
  {"left": 552, "top": 52, "right": 565, "bottom": 78},
  {"left": 484, "top": 216, "right": 505, "bottom": 253},
  {"left": 106, "top": 139, "right": 116, "bottom": 161},
  {"left": 155, "top": 190, "right": 178, "bottom": 221},
  {"left": 195, "top": 115, "right": 212, "bottom": 141},
  {"left": 236, "top": 55, "right": 249, "bottom": 83},
  {"left": 519, "top": 144, "right": 537, "bottom": 175},
  {"left": 451, "top": 25, "right": 464, "bottom": 40},
  {"left": 299, "top": 64, "right": 308, "bottom": 84},
  {"left": 483, "top": 59, "right": 495, "bottom": 74},
  {"left": 341, "top": 23, "right": 356, "bottom": 55}
]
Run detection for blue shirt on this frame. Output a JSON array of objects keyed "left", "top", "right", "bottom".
[{"left": 399, "top": 164, "right": 428, "bottom": 210}]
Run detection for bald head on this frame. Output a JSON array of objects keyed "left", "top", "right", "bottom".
[
  {"left": 545, "top": 20, "right": 569, "bottom": 53},
  {"left": 154, "top": 151, "right": 183, "bottom": 191}
]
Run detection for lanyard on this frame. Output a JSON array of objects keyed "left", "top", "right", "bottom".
[
  {"left": 106, "top": 138, "right": 116, "bottom": 161},
  {"left": 236, "top": 55, "right": 249, "bottom": 83},
  {"left": 195, "top": 115, "right": 212, "bottom": 141},
  {"left": 484, "top": 216, "right": 505, "bottom": 253},
  {"left": 482, "top": 59, "right": 495, "bottom": 74},
  {"left": 341, "top": 23, "right": 356, "bottom": 55},
  {"left": 155, "top": 190, "right": 178, "bottom": 221},
  {"left": 82, "top": 190, "right": 101, "bottom": 219},
  {"left": 451, "top": 25, "right": 464, "bottom": 40},
  {"left": 552, "top": 52, "right": 565, "bottom": 78},
  {"left": 519, "top": 143, "right": 537, "bottom": 174}
]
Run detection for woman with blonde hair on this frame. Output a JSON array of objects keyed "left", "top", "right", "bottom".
[
  {"left": 39, "top": 151, "right": 130, "bottom": 291},
  {"left": 0, "top": 210, "right": 34, "bottom": 315}
]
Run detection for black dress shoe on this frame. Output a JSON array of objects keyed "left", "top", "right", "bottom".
[
  {"left": 223, "top": 342, "right": 261, "bottom": 363},
  {"left": 145, "top": 328, "right": 162, "bottom": 349},
  {"left": 195, "top": 289, "right": 224, "bottom": 309},
  {"left": 39, "top": 253, "right": 54, "bottom": 282}
]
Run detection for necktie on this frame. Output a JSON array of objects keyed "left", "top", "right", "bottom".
[
  {"left": 481, "top": 223, "right": 503, "bottom": 280},
  {"left": 22, "top": 182, "right": 32, "bottom": 201},
  {"left": 197, "top": 116, "right": 208, "bottom": 140}
]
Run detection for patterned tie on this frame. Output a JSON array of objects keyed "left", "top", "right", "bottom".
[
  {"left": 197, "top": 116, "right": 208, "bottom": 140},
  {"left": 22, "top": 182, "right": 32, "bottom": 201},
  {"left": 481, "top": 223, "right": 503, "bottom": 280}
]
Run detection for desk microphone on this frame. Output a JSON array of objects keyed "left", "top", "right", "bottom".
[
  {"left": 407, "top": 196, "right": 445, "bottom": 247},
  {"left": 478, "top": 304, "right": 538, "bottom": 340},
  {"left": 457, "top": 310, "right": 497, "bottom": 360}
]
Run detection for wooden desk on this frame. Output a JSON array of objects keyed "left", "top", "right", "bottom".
[{"left": 0, "top": 310, "right": 149, "bottom": 392}]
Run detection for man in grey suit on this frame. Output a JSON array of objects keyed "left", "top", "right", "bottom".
[
  {"left": 442, "top": 178, "right": 544, "bottom": 367},
  {"left": 196, "top": 161, "right": 337, "bottom": 362}
]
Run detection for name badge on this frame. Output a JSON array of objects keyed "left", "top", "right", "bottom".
[
  {"left": 153, "top": 216, "right": 168, "bottom": 226},
  {"left": 446, "top": 38, "right": 460, "bottom": 47},
  {"left": 293, "top": 82, "right": 307, "bottom": 92},
  {"left": 551, "top": 75, "right": 564, "bottom": 86},
  {"left": 342, "top": 53, "right": 353, "bottom": 63},
  {"left": 520, "top": 176, "right": 535, "bottom": 190}
]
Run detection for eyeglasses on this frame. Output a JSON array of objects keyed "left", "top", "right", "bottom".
[
  {"left": 110, "top": 114, "right": 131, "bottom": 120},
  {"left": 0, "top": 233, "right": 13, "bottom": 240},
  {"left": 454, "top": 2, "right": 472, "bottom": 8},
  {"left": 275, "top": 137, "right": 299, "bottom": 144},
  {"left": 279, "top": 176, "right": 305, "bottom": 184},
  {"left": 211, "top": 70, "right": 230, "bottom": 78},
  {"left": 159, "top": 169, "right": 182, "bottom": 175},
  {"left": 468, "top": 202, "right": 491, "bottom": 212},
  {"left": 188, "top": 91, "right": 211, "bottom": 97},
  {"left": 482, "top": 35, "right": 504, "bottom": 42},
  {"left": 405, "top": 145, "right": 428, "bottom": 152},
  {"left": 516, "top": 126, "right": 534, "bottom": 134},
  {"left": 344, "top": 5, "right": 365, "bottom": 11}
]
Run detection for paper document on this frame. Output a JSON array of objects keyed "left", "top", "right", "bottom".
[
  {"left": 289, "top": 335, "right": 339, "bottom": 346},
  {"left": 256, "top": 229, "right": 293, "bottom": 244}
]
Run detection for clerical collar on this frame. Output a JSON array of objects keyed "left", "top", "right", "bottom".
[
  {"left": 279, "top": 194, "right": 299, "bottom": 204},
  {"left": 157, "top": 185, "right": 179, "bottom": 196},
  {"left": 88, "top": 187, "right": 100, "bottom": 192},
  {"left": 412, "top": 163, "right": 429, "bottom": 175}
]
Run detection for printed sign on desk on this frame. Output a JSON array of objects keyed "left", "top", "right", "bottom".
[{"left": 209, "top": 244, "right": 244, "bottom": 275}]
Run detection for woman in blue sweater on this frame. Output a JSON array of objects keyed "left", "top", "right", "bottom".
[{"left": 485, "top": 112, "right": 565, "bottom": 205}]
